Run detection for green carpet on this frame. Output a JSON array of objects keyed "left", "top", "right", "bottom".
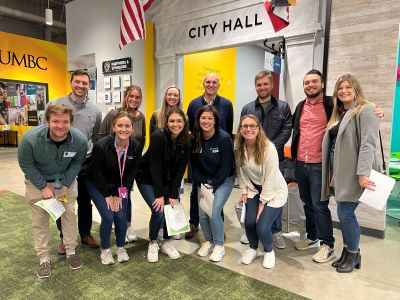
[{"left": 0, "top": 190, "right": 306, "bottom": 300}]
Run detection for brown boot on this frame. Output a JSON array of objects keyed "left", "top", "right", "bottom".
[
  {"left": 185, "top": 224, "right": 198, "bottom": 239},
  {"left": 81, "top": 235, "right": 100, "bottom": 248}
]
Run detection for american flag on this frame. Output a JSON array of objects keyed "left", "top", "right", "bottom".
[{"left": 119, "top": 0, "right": 154, "bottom": 49}]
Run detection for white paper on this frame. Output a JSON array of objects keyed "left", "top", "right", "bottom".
[
  {"left": 359, "top": 170, "right": 396, "bottom": 210},
  {"left": 164, "top": 203, "right": 190, "bottom": 236},
  {"left": 112, "top": 76, "right": 121, "bottom": 89},
  {"left": 199, "top": 184, "right": 214, "bottom": 218},
  {"left": 240, "top": 202, "right": 246, "bottom": 223},
  {"left": 34, "top": 198, "right": 66, "bottom": 221},
  {"left": 104, "top": 77, "right": 111, "bottom": 89},
  {"left": 122, "top": 75, "right": 131, "bottom": 88},
  {"left": 112, "top": 91, "right": 121, "bottom": 103}
]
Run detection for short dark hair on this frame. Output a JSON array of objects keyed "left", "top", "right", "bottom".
[
  {"left": 0, "top": 82, "right": 6, "bottom": 90},
  {"left": 45, "top": 103, "right": 74, "bottom": 123},
  {"left": 304, "top": 69, "right": 323, "bottom": 83},
  {"left": 70, "top": 69, "right": 90, "bottom": 82}
]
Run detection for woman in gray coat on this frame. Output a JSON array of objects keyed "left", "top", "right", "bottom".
[{"left": 321, "top": 74, "right": 381, "bottom": 273}]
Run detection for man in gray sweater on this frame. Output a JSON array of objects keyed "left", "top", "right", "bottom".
[
  {"left": 50, "top": 69, "right": 102, "bottom": 251},
  {"left": 18, "top": 104, "right": 88, "bottom": 278}
]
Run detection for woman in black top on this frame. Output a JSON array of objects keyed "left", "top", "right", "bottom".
[
  {"left": 86, "top": 112, "right": 142, "bottom": 265},
  {"left": 191, "top": 105, "right": 235, "bottom": 263},
  {"left": 137, "top": 107, "right": 192, "bottom": 263}
]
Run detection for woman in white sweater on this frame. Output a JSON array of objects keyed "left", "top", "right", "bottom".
[{"left": 235, "top": 114, "right": 288, "bottom": 269}]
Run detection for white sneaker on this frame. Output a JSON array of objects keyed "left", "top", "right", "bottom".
[
  {"left": 126, "top": 227, "right": 138, "bottom": 243},
  {"left": 147, "top": 242, "right": 159, "bottom": 263},
  {"left": 240, "top": 233, "right": 249, "bottom": 244},
  {"left": 241, "top": 248, "right": 258, "bottom": 265},
  {"left": 263, "top": 250, "right": 275, "bottom": 269},
  {"left": 210, "top": 245, "right": 225, "bottom": 262},
  {"left": 272, "top": 232, "right": 286, "bottom": 249},
  {"left": 116, "top": 247, "right": 129, "bottom": 263},
  {"left": 173, "top": 234, "right": 182, "bottom": 240},
  {"left": 197, "top": 241, "right": 214, "bottom": 257},
  {"left": 161, "top": 241, "right": 181, "bottom": 259},
  {"left": 100, "top": 249, "right": 114, "bottom": 265}
]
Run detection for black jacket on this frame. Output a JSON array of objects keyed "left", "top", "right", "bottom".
[
  {"left": 241, "top": 96, "right": 292, "bottom": 161},
  {"left": 87, "top": 135, "right": 143, "bottom": 197},
  {"left": 291, "top": 95, "right": 333, "bottom": 159},
  {"left": 137, "top": 128, "right": 193, "bottom": 199}
]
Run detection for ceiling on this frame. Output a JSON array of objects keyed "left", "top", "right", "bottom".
[{"left": 0, "top": 0, "right": 75, "bottom": 44}]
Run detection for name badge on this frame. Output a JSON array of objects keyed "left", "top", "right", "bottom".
[
  {"left": 118, "top": 186, "right": 128, "bottom": 199},
  {"left": 63, "top": 151, "right": 76, "bottom": 158}
]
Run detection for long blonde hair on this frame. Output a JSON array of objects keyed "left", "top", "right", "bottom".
[
  {"left": 235, "top": 114, "right": 270, "bottom": 167},
  {"left": 156, "top": 85, "right": 182, "bottom": 128},
  {"left": 327, "top": 74, "right": 373, "bottom": 129}
]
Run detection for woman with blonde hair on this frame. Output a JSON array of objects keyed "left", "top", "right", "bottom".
[
  {"left": 321, "top": 74, "right": 381, "bottom": 273},
  {"left": 98, "top": 85, "right": 146, "bottom": 243},
  {"left": 235, "top": 114, "right": 288, "bottom": 269},
  {"left": 149, "top": 85, "right": 183, "bottom": 135}
]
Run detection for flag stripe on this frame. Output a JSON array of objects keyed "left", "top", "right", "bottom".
[{"left": 119, "top": 0, "right": 154, "bottom": 49}]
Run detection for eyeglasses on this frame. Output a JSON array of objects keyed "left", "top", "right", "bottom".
[{"left": 240, "top": 124, "right": 258, "bottom": 130}]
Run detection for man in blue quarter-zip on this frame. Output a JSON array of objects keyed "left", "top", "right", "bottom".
[{"left": 18, "top": 104, "right": 88, "bottom": 279}]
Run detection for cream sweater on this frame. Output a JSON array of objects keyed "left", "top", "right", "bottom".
[{"left": 237, "top": 141, "right": 288, "bottom": 207}]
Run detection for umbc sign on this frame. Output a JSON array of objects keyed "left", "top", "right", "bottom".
[
  {"left": 102, "top": 57, "right": 132, "bottom": 74},
  {"left": 0, "top": 50, "right": 47, "bottom": 70}
]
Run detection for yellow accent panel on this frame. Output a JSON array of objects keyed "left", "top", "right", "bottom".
[
  {"left": 183, "top": 48, "right": 236, "bottom": 112},
  {"left": 0, "top": 31, "right": 68, "bottom": 100},
  {"left": 144, "top": 22, "right": 155, "bottom": 147}
]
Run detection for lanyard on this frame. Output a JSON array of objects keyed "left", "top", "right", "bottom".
[{"left": 116, "top": 142, "right": 129, "bottom": 187}]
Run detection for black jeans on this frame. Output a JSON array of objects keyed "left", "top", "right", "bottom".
[{"left": 57, "top": 172, "right": 93, "bottom": 239}]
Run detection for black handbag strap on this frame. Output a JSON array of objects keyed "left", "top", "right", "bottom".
[{"left": 379, "top": 130, "right": 386, "bottom": 172}]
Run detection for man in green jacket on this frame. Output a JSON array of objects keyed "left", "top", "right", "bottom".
[{"left": 18, "top": 104, "right": 87, "bottom": 279}]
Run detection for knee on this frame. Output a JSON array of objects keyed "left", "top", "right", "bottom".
[{"left": 151, "top": 211, "right": 164, "bottom": 222}]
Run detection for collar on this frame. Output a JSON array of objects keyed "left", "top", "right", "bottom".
[
  {"left": 305, "top": 93, "right": 324, "bottom": 105},
  {"left": 255, "top": 95, "right": 277, "bottom": 107},
  {"left": 45, "top": 126, "right": 72, "bottom": 144},
  {"left": 202, "top": 94, "right": 218, "bottom": 105},
  {"left": 68, "top": 93, "right": 88, "bottom": 107}
]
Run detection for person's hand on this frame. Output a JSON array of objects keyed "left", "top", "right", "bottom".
[
  {"left": 239, "top": 194, "right": 248, "bottom": 204},
  {"left": 41, "top": 185, "right": 54, "bottom": 199},
  {"left": 152, "top": 196, "right": 164, "bottom": 212},
  {"left": 374, "top": 107, "right": 385, "bottom": 120},
  {"left": 199, "top": 191, "right": 204, "bottom": 198},
  {"left": 256, "top": 202, "right": 265, "bottom": 222},
  {"left": 105, "top": 196, "right": 114, "bottom": 210},
  {"left": 359, "top": 175, "right": 376, "bottom": 191},
  {"left": 54, "top": 185, "right": 68, "bottom": 198},
  {"left": 112, "top": 196, "right": 123, "bottom": 212},
  {"left": 169, "top": 198, "right": 178, "bottom": 208}
]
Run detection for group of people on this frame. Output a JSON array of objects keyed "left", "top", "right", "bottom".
[{"left": 17, "top": 68, "right": 383, "bottom": 279}]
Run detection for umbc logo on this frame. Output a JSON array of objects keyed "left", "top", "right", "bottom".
[{"left": 0, "top": 50, "right": 47, "bottom": 70}]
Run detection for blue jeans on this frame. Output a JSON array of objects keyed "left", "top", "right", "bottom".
[
  {"left": 137, "top": 184, "right": 174, "bottom": 241},
  {"left": 86, "top": 179, "right": 128, "bottom": 249},
  {"left": 199, "top": 176, "right": 235, "bottom": 245},
  {"left": 295, "top": 161, "right": 334, "bottom": 247},
  {"left": 336, "top": 202, "right": 360, "bottom": 252},
  {"left": 245, "top": 194, "right": 281, "bottom": 252},
  {"left": 126, "top": 185, "right": 133, "bottom": 222}
]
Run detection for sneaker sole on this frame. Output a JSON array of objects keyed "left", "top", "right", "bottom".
[
  {"left": 161, "top": 250, "right": 180, "bottom": 259},
  {"left": 313, "top": 253, "right": 337, "bottom": 263},
  {"left": 101, "top": 261, "right": 115, "bottom": 265},
  {"left": 69, "top": 264, "right": 82, "bottom": 270},
  {"left": 295, "top": 241, "right": 320, "bottom": 251},
  {"left": 274, "top": 243, "right": 287, "bottom": 249},
  {"left": 117, "top": 258, "right": 129, "bottom": 263},
  {"left": 37, "top": 272, "right": 51, "bottom": 279}
]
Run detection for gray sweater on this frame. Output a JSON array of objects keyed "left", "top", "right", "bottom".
[
  {"left": 321, "top": 103, "right": 381, "bottom": 203},
  {"left": 18, "top": 125, "right": 88, "bottom": 189},
  {"left": 51, "top": 94, "right": 102, "bottom": 156}
]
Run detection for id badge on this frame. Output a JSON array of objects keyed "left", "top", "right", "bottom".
[{"left": 118, "top": 186, "right": 128, "bottom": 199}]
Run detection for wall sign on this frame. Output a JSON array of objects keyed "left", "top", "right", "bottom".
[{"left": 102, "top": 57, "right": 132, "bottom": 74}]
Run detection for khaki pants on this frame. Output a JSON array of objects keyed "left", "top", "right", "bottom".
[{"left": 25, "top": 179, "right": 78, "bottom": 260}]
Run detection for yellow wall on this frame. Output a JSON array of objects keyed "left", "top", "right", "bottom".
[
  {"left": 144, "top": 22, "right": 155, "bottom": 147},
  {"left": 183, "top": 48, "right": 236, "bottom": 111},
  {"left": 0, "top": 31, "right": 68, "bottom": 140}
]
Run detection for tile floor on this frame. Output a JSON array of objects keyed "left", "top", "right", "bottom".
[{"left": 1, "top": 147, "right": 400, "bottom": 299}]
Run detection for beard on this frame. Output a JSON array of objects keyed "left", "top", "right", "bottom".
[{"left": 304, "top": 89, "right": 322, "bottom": 98}]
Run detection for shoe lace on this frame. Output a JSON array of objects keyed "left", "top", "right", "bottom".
[
  {"left": 39, "top": 260, "right": 50, "bottom": 269},
  {"left": 149, "top": 243, "right": 159, "bottom": 253}
]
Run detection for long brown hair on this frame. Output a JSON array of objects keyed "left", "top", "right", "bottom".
[
  {"left": 327, "top": 74, "right": 373, "bottom": 129},
  {"left": 122, "top": 85, "right": 142, "bottom": 111},
  {"left": 156, "top": 85, "right": 182, "bottom": 128},
  {"left": 235, "top": 114, "right": 269, "bottom": 167}
]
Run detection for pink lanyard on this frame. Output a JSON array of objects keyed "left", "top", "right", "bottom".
[{"left": 116, "top": 142, "right": 128, "bottom": 187}]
